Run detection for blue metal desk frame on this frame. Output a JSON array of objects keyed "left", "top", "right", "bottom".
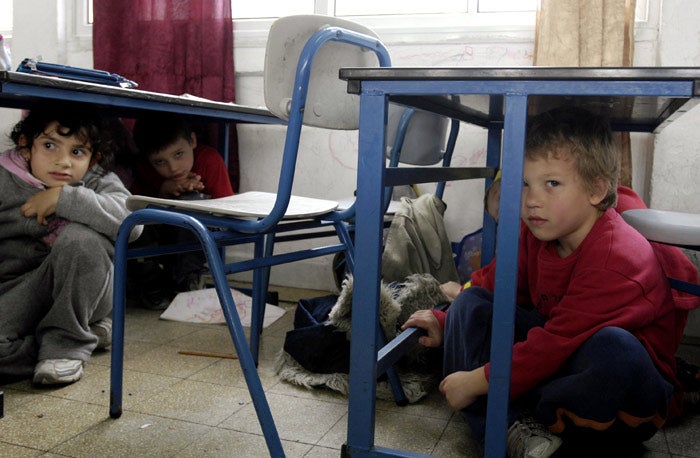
[
  {"left": 338, "top": 67, "right": 700, "bottom": 458},
  {"left": 0, "top": 70, "right": 285, "bottom": 160}
]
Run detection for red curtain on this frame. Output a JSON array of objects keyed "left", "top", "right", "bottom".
[{"left": 92, "top": 0, "right": 239, "bottom": 191}]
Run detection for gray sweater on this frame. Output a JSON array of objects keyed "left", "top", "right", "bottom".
[{"left": 0, "top": 164, "right": 142, "bottom": 281}]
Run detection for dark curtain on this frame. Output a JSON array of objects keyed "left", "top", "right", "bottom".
[{"left": 92, "top": 0, "right": 239, "bottom": 192}]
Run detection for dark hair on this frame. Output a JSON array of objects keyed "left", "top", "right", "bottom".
[
  {"left": 526, "top": 106, "right": 619, "bottom": 210},
  {"left": 10, "top": 101, "right": 113, "bottom": 171},
  {"left": 132, "top": 113, "right": 194, "bottom": 157}
]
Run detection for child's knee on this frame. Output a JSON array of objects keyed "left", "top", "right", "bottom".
[
  {"left": 449, "top": 287, "right": 494, "bottom": 324},
  {"left": 52, "top": 223, "right": 112, "bottom": 251},
  {"left": 52, "top": 223, "right": 112, "bottom": 256},
  {"left": 581, "top": 327, "right": 651, "bottom": 375}
]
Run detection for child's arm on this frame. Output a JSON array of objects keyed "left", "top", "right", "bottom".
[
  {"left": 20, "top": 187, "right": 62, "bottom": 225},
  {"left": 439, "top": 366, "right": 488, "bottom": 411},
  {"left": 55, "top": 169, "right": 142, "bottom": 242},
  {"left": 440, "top": 281, "right": 463, "bottom": 299},
  {"left": 401, "top": 309, "right": 444, "bottom": 347},
  {"left": 193, "top": 145, "right": 233, "bottom": 198},
  {"left": 159, "top": 172, "right": 205, "bottom": 197}
]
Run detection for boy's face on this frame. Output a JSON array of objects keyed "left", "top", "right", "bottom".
[
  {"left": 24, "top": 121, "right": 94, "bottom": 187},
  {"left": 521, "top": 149, "right": 605, "bottom": 257},
  {"left": 148, "top": 133, "right": 196, "bottom": 181}
]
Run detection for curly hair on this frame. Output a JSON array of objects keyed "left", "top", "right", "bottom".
[
  {"left": 526, "top": 106, "right": 620, "bottom": 211},
  {"left": 9, "top": 101, "right": 114, "bottom": 171}
]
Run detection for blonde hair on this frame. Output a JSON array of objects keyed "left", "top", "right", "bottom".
[{"left": 525, "top": 107, "right": 619, "bottom": 210}]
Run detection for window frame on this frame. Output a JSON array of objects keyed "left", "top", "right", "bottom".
[
  {"left": 0, "top": 0, "right": 13, "bottom": 37},
  {"left": 234, "top": 1, "right": 538, "bottom": 47},
  {"left": 233, "top": 0, "right": 659, "bottom": 48},
  {"left": 72, "top": 0, "right": 661, "bottom": 49}
]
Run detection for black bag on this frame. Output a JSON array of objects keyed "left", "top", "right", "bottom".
[{"left": 283, "top": 295, "right": 351, "bottom": 374}]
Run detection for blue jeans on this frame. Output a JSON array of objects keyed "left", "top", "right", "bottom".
[{"left": 443, "top": 287, "right": 674, "bottom": 451}]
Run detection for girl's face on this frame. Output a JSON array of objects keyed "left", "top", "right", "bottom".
[
  {"left": 24, "top": 121, "right": 94, "bottom": 187},
  {"left": 147, "top": 133, "right": 196, "bottom": 181},
  {"left": 521, "top": 150, "right": 605, "bottom": 258}
]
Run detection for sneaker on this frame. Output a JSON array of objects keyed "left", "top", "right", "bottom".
[
  {"left": 33, "top": 359, "right": 84, "bottom": 385},
  {"left": 90, "top": 317, "right": 112, "bottom": 350},
  {"left": 507, "top": 417, "right": 563, "bottom": 458}
]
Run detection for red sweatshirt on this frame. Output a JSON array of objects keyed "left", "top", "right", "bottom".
[{"left": 435, "top": 186, "right": 698, "bottom": 420}]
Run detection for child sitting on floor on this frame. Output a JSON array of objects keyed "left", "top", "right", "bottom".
[
  {"left": 403, "top": 106, "right": 696, "bottom": 457},
  {"left": 0, "top": 101, "right": 142, "bottom": 385},
  {"left": 128, "top": 113, "right": 234, "bottom": 309}
]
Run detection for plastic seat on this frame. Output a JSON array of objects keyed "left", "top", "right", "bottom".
[
  {"left": 622, "top": 208, "right": 700, "bottom": 296},
  {"left": 385, "top": 102, "right": 459, "bottom": 201},
  {"left": 109, "top": 15, "right": 392, "bottom": 456}
]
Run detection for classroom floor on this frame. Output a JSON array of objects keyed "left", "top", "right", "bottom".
[{"left": 1, "top": 284, "right": 699, "bottom": 457}]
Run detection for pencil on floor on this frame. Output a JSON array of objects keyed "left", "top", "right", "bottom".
[{"left": 177, "top": 350, "right": 238, "bottom": 360}]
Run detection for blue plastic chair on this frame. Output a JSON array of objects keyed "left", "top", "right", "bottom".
[{"left": 109, "top": 15, "right": 392, "bottom": 457}]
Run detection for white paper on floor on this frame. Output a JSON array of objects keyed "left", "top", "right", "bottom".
[{"left": 159, "top": 287, "right": 285, "bottom": 328}]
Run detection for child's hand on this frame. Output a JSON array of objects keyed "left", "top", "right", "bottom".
[
  {"left": 401, "top": 309, "right": 444, "bottom": 347},
  {"left": 20, "top": 187, "right": 62, "bottom": 225},
  {"left": 440, "top": 281, "right": 463, "bottom": 300},
  {"left": 439, "top": 367, "right": 488, "bottom": 411},
  {"left": 160, "top": 173, "right": 205, "bottom": 197}
]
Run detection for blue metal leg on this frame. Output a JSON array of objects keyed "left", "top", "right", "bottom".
[
  {"left": 376, "top": 325, "right": 408, "bottom": 406},
  {"left": 334, "top": 220, "right": 408, "bottom": 406},
  {"left": 346, "top": 92, "right": 387, "bottom": 454},
  {"left": 484, "top": 95, "right": 528, "bottom": 458},
  {"left": 109, "top": 219, "right": 131, "bottom": 419},
  {"left": 109, "top": 209, "right": 284, "bottom": 457},
  {"left": 249, "top": 235, "right": 272, "bottom": 365}
]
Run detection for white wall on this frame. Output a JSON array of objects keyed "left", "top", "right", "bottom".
[{"left": 1, "top": 1, "right": 698, "bottom": 296}]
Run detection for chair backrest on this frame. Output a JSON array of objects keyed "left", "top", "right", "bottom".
[
  {"left": 264, "top": 15, "right": 383, "bottom": 130},
  {"left": 386, "top": 104, "right": 450, "bottom": 166},
  {"left": 383, "top": 104, "right": 459, "bottom": 205},
  {"left": 254, "top": 15, "right": 391, "bottom": 230}
]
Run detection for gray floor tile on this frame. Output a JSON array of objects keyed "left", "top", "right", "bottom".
[
  {"left": 0, "top": 395, "right": 104, "bottom": 451},
  {"left": 1, "top": 290, "right": 698, "bottom": 458},
  {"left": 130, "top": 379, "right": 252, "bottom": 426},
  {"left": 220, "top": 391, "right": 347, "bottom": 444},
  {"left": 50, "top": 410, "right": 213, "bottom": 457},
  {"left": 665, "top": 414, "right": 700, "bottom": 457},
  {"left": 173, "top": 427, "right": 312, "bottom": 458}
]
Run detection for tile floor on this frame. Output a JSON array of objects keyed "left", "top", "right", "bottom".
[{"left": 1, "top": 285, "right": 699, "bottom": 457}]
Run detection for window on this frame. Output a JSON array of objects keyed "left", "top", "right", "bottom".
[
  {"left": 233, "top": 0, "right": 539, "bottom": 18},
  {"left": 234, "top": 2, "right": 314, "bottom": 19},
  {"left": 233, "top": 1, "right": 541, "bottom": 45},
  {"left": 0, "top": 0, "right": 12, "bottom": 35},
  {"left": 233, "top": 0, "right": 657, "bottom": 47}
]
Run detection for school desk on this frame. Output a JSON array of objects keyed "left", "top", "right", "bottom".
[
  {"left": 0, "top": 70, "right": 284, "bottom": 163},
  {"left": 338, "top": 66, "right": 700, "bottom": 458}
]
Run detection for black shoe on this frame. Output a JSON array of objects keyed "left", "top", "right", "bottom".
[
  {"left": 140, "top": 287, "right": 175, "bottom": 311},
  {"left": 677, "top": 356, "right": 700, "bottom": 410}
]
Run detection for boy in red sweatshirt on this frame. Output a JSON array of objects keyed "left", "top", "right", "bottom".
[
  {"left": 128, "top": 113, "right": 234, "bottom": 309},
  {"left": 403, "top": 107, "right": 697, "bottom": 457}
]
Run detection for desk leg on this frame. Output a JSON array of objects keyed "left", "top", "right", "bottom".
[
  {"left": 484, "top": 94, "right": 527, "bottom": 458},
  {"left": 482, "top": 115, "right": 503, "bottom": 265},
  {"left": 346, "top": 92, "right": 387, "bottom": 454}
]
